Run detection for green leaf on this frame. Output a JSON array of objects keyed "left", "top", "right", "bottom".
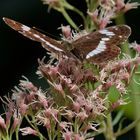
[{"left": 108, "top": 85, "right": 121, "bottom": 103}]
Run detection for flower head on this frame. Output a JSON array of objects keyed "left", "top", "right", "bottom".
[
  {"left": 87, "top": 9, "right": 114, "bottom": 29},
  {"left": 42, "top": 0, "right": 61, "bottom": 10},
  {"left": 20, "top": 127, "right": 38, "bottom": 136},
  {"left": 115, "top": 0, "right": 140, "bottom": 13}
]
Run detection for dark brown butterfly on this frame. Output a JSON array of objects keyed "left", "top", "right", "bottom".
[{"left": 3, "top": 17, "right": 131, "bottom": 64}]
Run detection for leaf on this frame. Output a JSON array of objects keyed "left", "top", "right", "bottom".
[{"left": 108, "top": 85, "right": 121, "bottom": 103}]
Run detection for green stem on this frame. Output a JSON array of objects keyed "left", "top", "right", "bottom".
[
  {"left": 15, "top": 126, "right": 19, "bottom": 140},
  {"left": 25, "top": 115, "right": 46, "bottom": 140},
  {"left": 115, "top": 117, "right": 140, "bottom": 137},
  {"left": 130, "top": 75, "right": 140, "bottom": 140},
  {"left": 112, "top": 110, "right": 124, "bottom": 126},
  {"left": 71, "top": 8, "right": 86, "bottom": 28},
  {"left": 104, "top": 113, "right": 116, "bottom": 140},
  {"left": 2, "top": 135, "right": 10, "bottom": 140},
  {"left": 4, "top": 129, "right": 10, "bottom": 140},
  {"left": 62, "top": 1, "right": 86, "bottom": 23},
  {"left": 74, "top": 119, "right": 79, "bottom": 133},
  {"left": 115, "top": 13, "right": 125, "bottom": 25},
  {"left": 86, "top": 122, "right": 105, "bottom": 139},
  {"left": 88, "top": 0, "right": 99, "bottom": 11},
  {"left": 60, "top": 7, "right": 79, "bottom": 30}
]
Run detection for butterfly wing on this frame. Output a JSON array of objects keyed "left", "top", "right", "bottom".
[
  {"left": 71, "top": 25, "right": 131, "bottom": 63},
  {"left": 3, "top": 17, "right": 66, "bottom": 55},
  {"left": 3, "top": 18, "right": 131, "bottom": 64}
]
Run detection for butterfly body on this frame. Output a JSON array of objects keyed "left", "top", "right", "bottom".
[{"left": 3, "top": 17, "right": 131, "bottom": 64}]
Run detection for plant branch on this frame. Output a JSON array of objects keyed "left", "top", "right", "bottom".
[
  {"left": 60, "top": 7, "right": 79, "bottom": 30},
  {"left": 114, "top": 117, "right": 140, "bottom": 137},
  {"left": 104, "top": 113, "right": 116, "bottom": 140}
]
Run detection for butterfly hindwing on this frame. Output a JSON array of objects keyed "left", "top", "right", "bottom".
[{"left": 72, "top": 25, "right": 131, "bottom": 63}]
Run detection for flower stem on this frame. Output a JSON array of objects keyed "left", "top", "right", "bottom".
[
  {"left": 104, "top": 113, "right": 116, "bottom": 140},
  {"left": 25, "top": 115, "right": 45, "bottom": 140},
  {"left": 62, "top": 1, "right": 86, "bottom": 24},
  {"left": 60, "top": 7, "right": 79, "bottom": 30},
  {"left": 15, "top": 126, "right": 19, "bottom": 140},
  {"left": 130, "top": 75, "right": 140, "bottom": 140},
  {"left": 115, "top": 117, "right": 140, "bottom": 137}
]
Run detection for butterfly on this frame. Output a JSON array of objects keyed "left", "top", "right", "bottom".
[{"left": 3, "top": 17, "right": 131, "bottom": 64}]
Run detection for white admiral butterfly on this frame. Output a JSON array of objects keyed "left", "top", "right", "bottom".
[{"left": 3, "top": 17, "right": 131, "bottom": 64}]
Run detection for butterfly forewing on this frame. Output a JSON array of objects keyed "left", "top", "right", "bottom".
[{"left": 3, "top": 17, "right": 67, "bottom": 55}]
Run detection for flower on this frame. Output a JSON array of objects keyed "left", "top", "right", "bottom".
[
  {"left": 88, "top": 0, "right": 139, "bottom": 30},
  {"left": 10, "top": 117, "right": 21, "bottom": 133},
  {"left": 0, "top": 116, "right": 6, "bottom": 130},
  {"left": 87, "top": 9, "right": 114, "bottom": 29},
  {"left": 20, "top": 127, "right": 38, "bottom": 136},
  {"left": 115, "top": 0, "right": 140, "bottom": 13},
  {"left": 60, "top": 25, "right": 72, "bottom": 39},
  {"left": 131, "top": 42, "right": 140, "bottom": 54},
  {"left": 62, "top": 131, "right": 73, "bottom": 140},
  {"left": 42, "top": 0, "right": 60, "bottom": 10}
]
